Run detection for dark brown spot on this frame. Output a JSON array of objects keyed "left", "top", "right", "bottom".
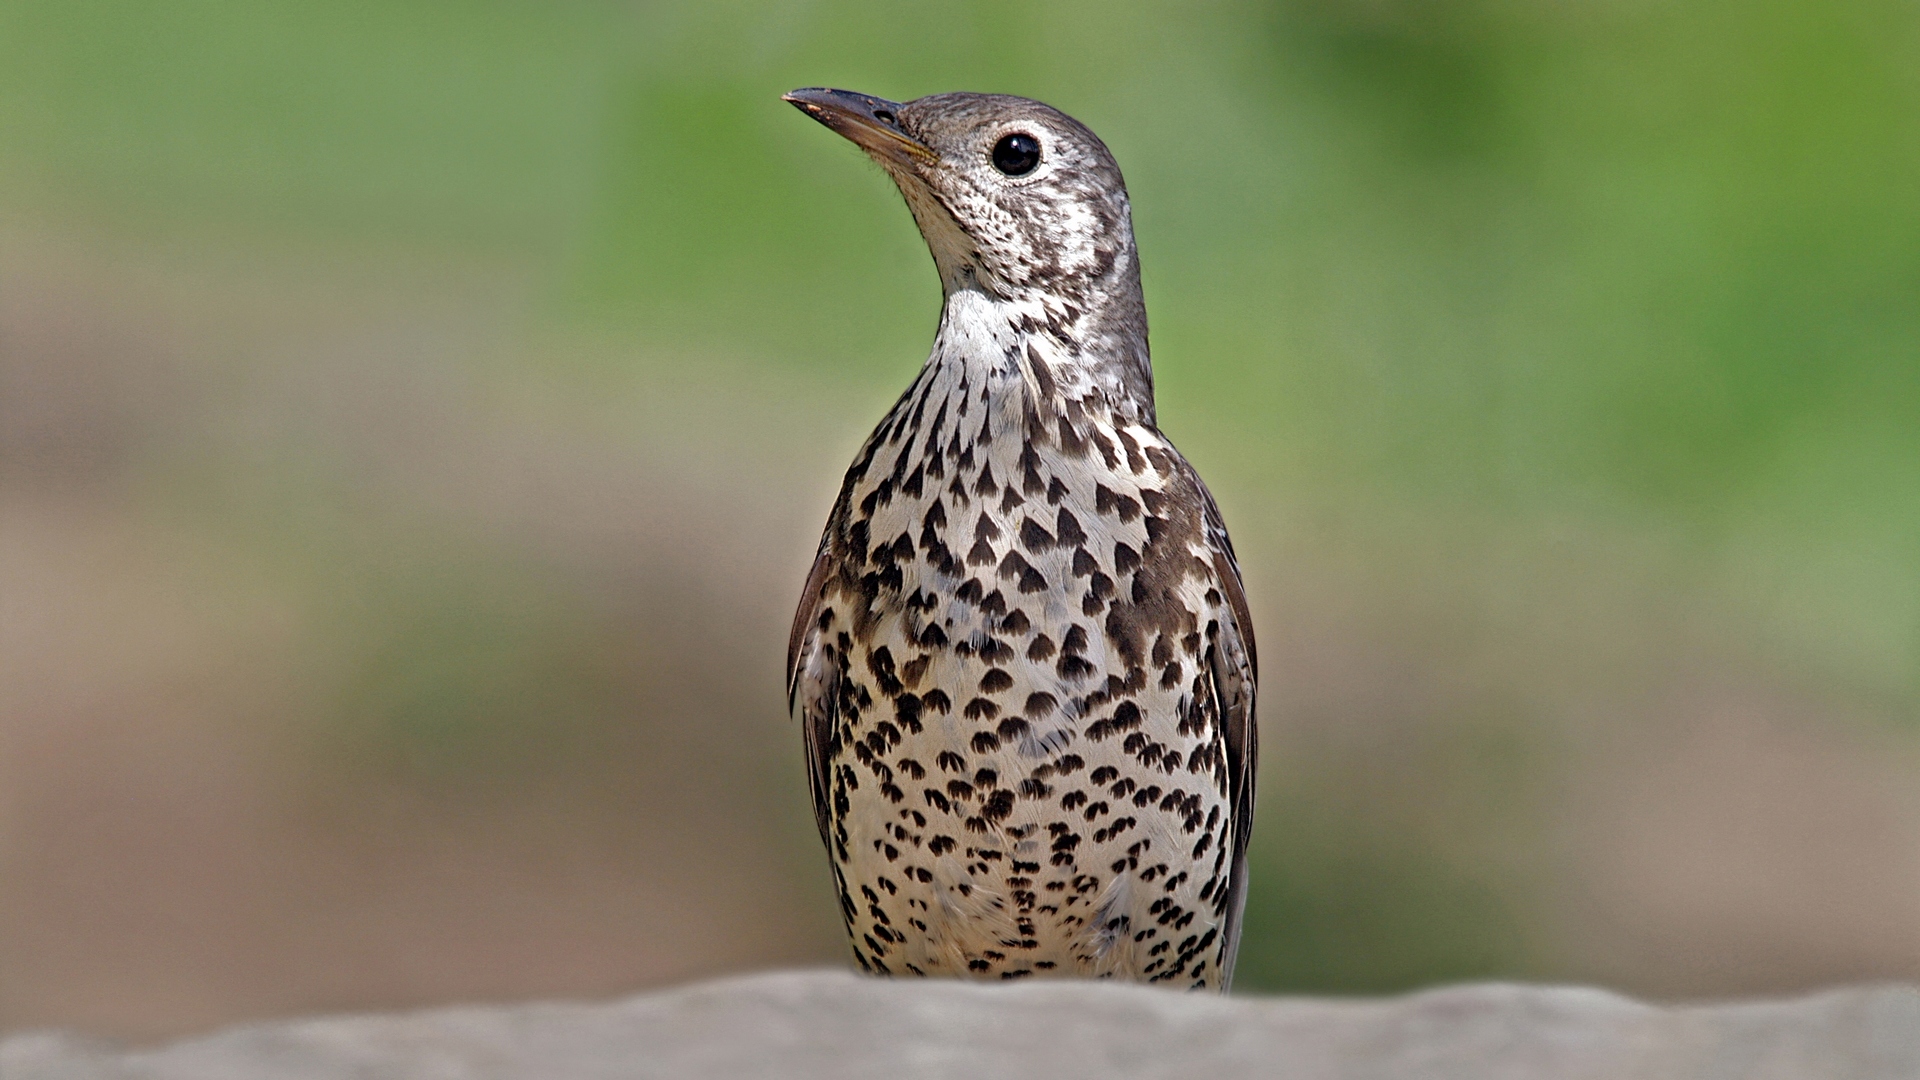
[
  {"left": 964, "top": 697, "right": 1001, "bottom": 720},
  {"left": 1018, "top": 441, "right": 1046, "bottom": 496},
  {"left": 895, "top": 695, "right": 924, "bottom": 733},
  {"left": 967, "top": 537, "right": 996, "bottom": 566},
  {"left": 997, "top": 549, "right": 1032, "bottom": 582},
  {"left": 1045, "top": 506, "right": 1085, "bottom": 547},
  {"left": 866, "top": 647, "right": 901, "bottom": 696},
  {"left": 1152, "top": 635, "right": 1174, "bottom": 667},
  {"left": 1091, "top": 432, "right": 1118, "bottom": 469},
  {"left": 1057, "top": 417, "right": 1086, "bottom": 458},
  {"left": 1019, "top": 517, "right": 1056, "bottom": 552},
  {"left": 1057, "top": 654, "right": 1095, "bottom": 680},
  {"left": 1071, "top": 547, "right": 1098, "bottom": 578},
  {"left": 1025, "top": 343, "right": 1057, "bottom": 401},
  {"left": 981, "top": 789, "right": 1016, "bottom": 821}
]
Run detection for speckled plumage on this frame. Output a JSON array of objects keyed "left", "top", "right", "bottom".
[{"left": 784, "top": 89, "right": 1257, "bottom": 990}]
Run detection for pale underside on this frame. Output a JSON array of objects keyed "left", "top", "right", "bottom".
[{"left": 790, "top": 295, "right": 1256, "bottom": 990}]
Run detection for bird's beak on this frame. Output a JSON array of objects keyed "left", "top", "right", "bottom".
[{"left": 783, "top": 88, "right": 936, "bottom": 168}]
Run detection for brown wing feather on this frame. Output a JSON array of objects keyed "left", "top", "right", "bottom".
[
  {"left": 787, "top": 539, "right": 834, "bottom": 703},
  {"left": 1193, "top": 472, "right": 1258, "bottom": 987},
  {"left": 787, "top": 539, "right": 840, "bottom": 844}
]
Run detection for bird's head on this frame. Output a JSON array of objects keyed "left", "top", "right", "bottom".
[{"left": 783, "top": 89, "right": 1142, "bottom": 312}]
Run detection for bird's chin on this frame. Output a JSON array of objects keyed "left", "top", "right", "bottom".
[
  {"left": 868, "top": 155, "right": 938, "bottom": 197},
  {"left": 838, "top": 128, "right": 936, "bottom": 171},
  {"left": 887, "top": 173, "right": 989, "bottom": 293}
]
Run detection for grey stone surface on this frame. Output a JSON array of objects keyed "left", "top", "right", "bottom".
[{"left": 5, "top": 970, "right": 1918, "bottom": 1080}]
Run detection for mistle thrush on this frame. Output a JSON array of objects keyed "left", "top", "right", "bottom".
[{"left": 783, "top": 89, "right": 1258, "bottom": 990}]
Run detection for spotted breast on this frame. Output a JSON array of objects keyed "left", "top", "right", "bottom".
[{"left": 784, "top": 88, "right": 1257, "bottom": 990}]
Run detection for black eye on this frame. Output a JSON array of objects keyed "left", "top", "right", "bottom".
[{"left": 991, "top": 132, "right": 1040, "bottom": 176}]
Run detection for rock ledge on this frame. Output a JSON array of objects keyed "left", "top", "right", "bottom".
[{"left": 6, "top": 969, "right": 1918, "bottom": 1079}]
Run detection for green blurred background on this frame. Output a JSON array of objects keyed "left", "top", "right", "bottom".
[{"left": 3, "top": 0, "right": 1917, "bottom": 1039}]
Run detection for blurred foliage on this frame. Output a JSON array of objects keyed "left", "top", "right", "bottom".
[
  {"left": 1241, "top": 832, "right": 1526, "bottom": 992},
  {"left": 3, "top": 0, "right": 1916, "bottom": 994},
  {"left": 329, "top": 555, "right": 619, "bottom": 783}
]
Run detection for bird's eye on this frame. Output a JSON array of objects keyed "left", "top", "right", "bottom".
[{"left": 991, "top": 133, "right": 1041, "bottom": 176}]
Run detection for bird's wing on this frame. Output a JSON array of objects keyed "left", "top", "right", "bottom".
[
  {"left": 787, "top": 538, "right": 841, "bottom": 845},
  {"left": 1192, "top": 469, "right": 1258, "bottom": 987}
]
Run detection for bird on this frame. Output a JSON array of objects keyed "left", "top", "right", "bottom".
[{"left": 782, "top": 88, "right": 1257, "bottom": 990}]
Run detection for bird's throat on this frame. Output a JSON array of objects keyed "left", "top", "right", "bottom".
[{"left": 929, "top": 289, "right": 1151, "bottom": 432}]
